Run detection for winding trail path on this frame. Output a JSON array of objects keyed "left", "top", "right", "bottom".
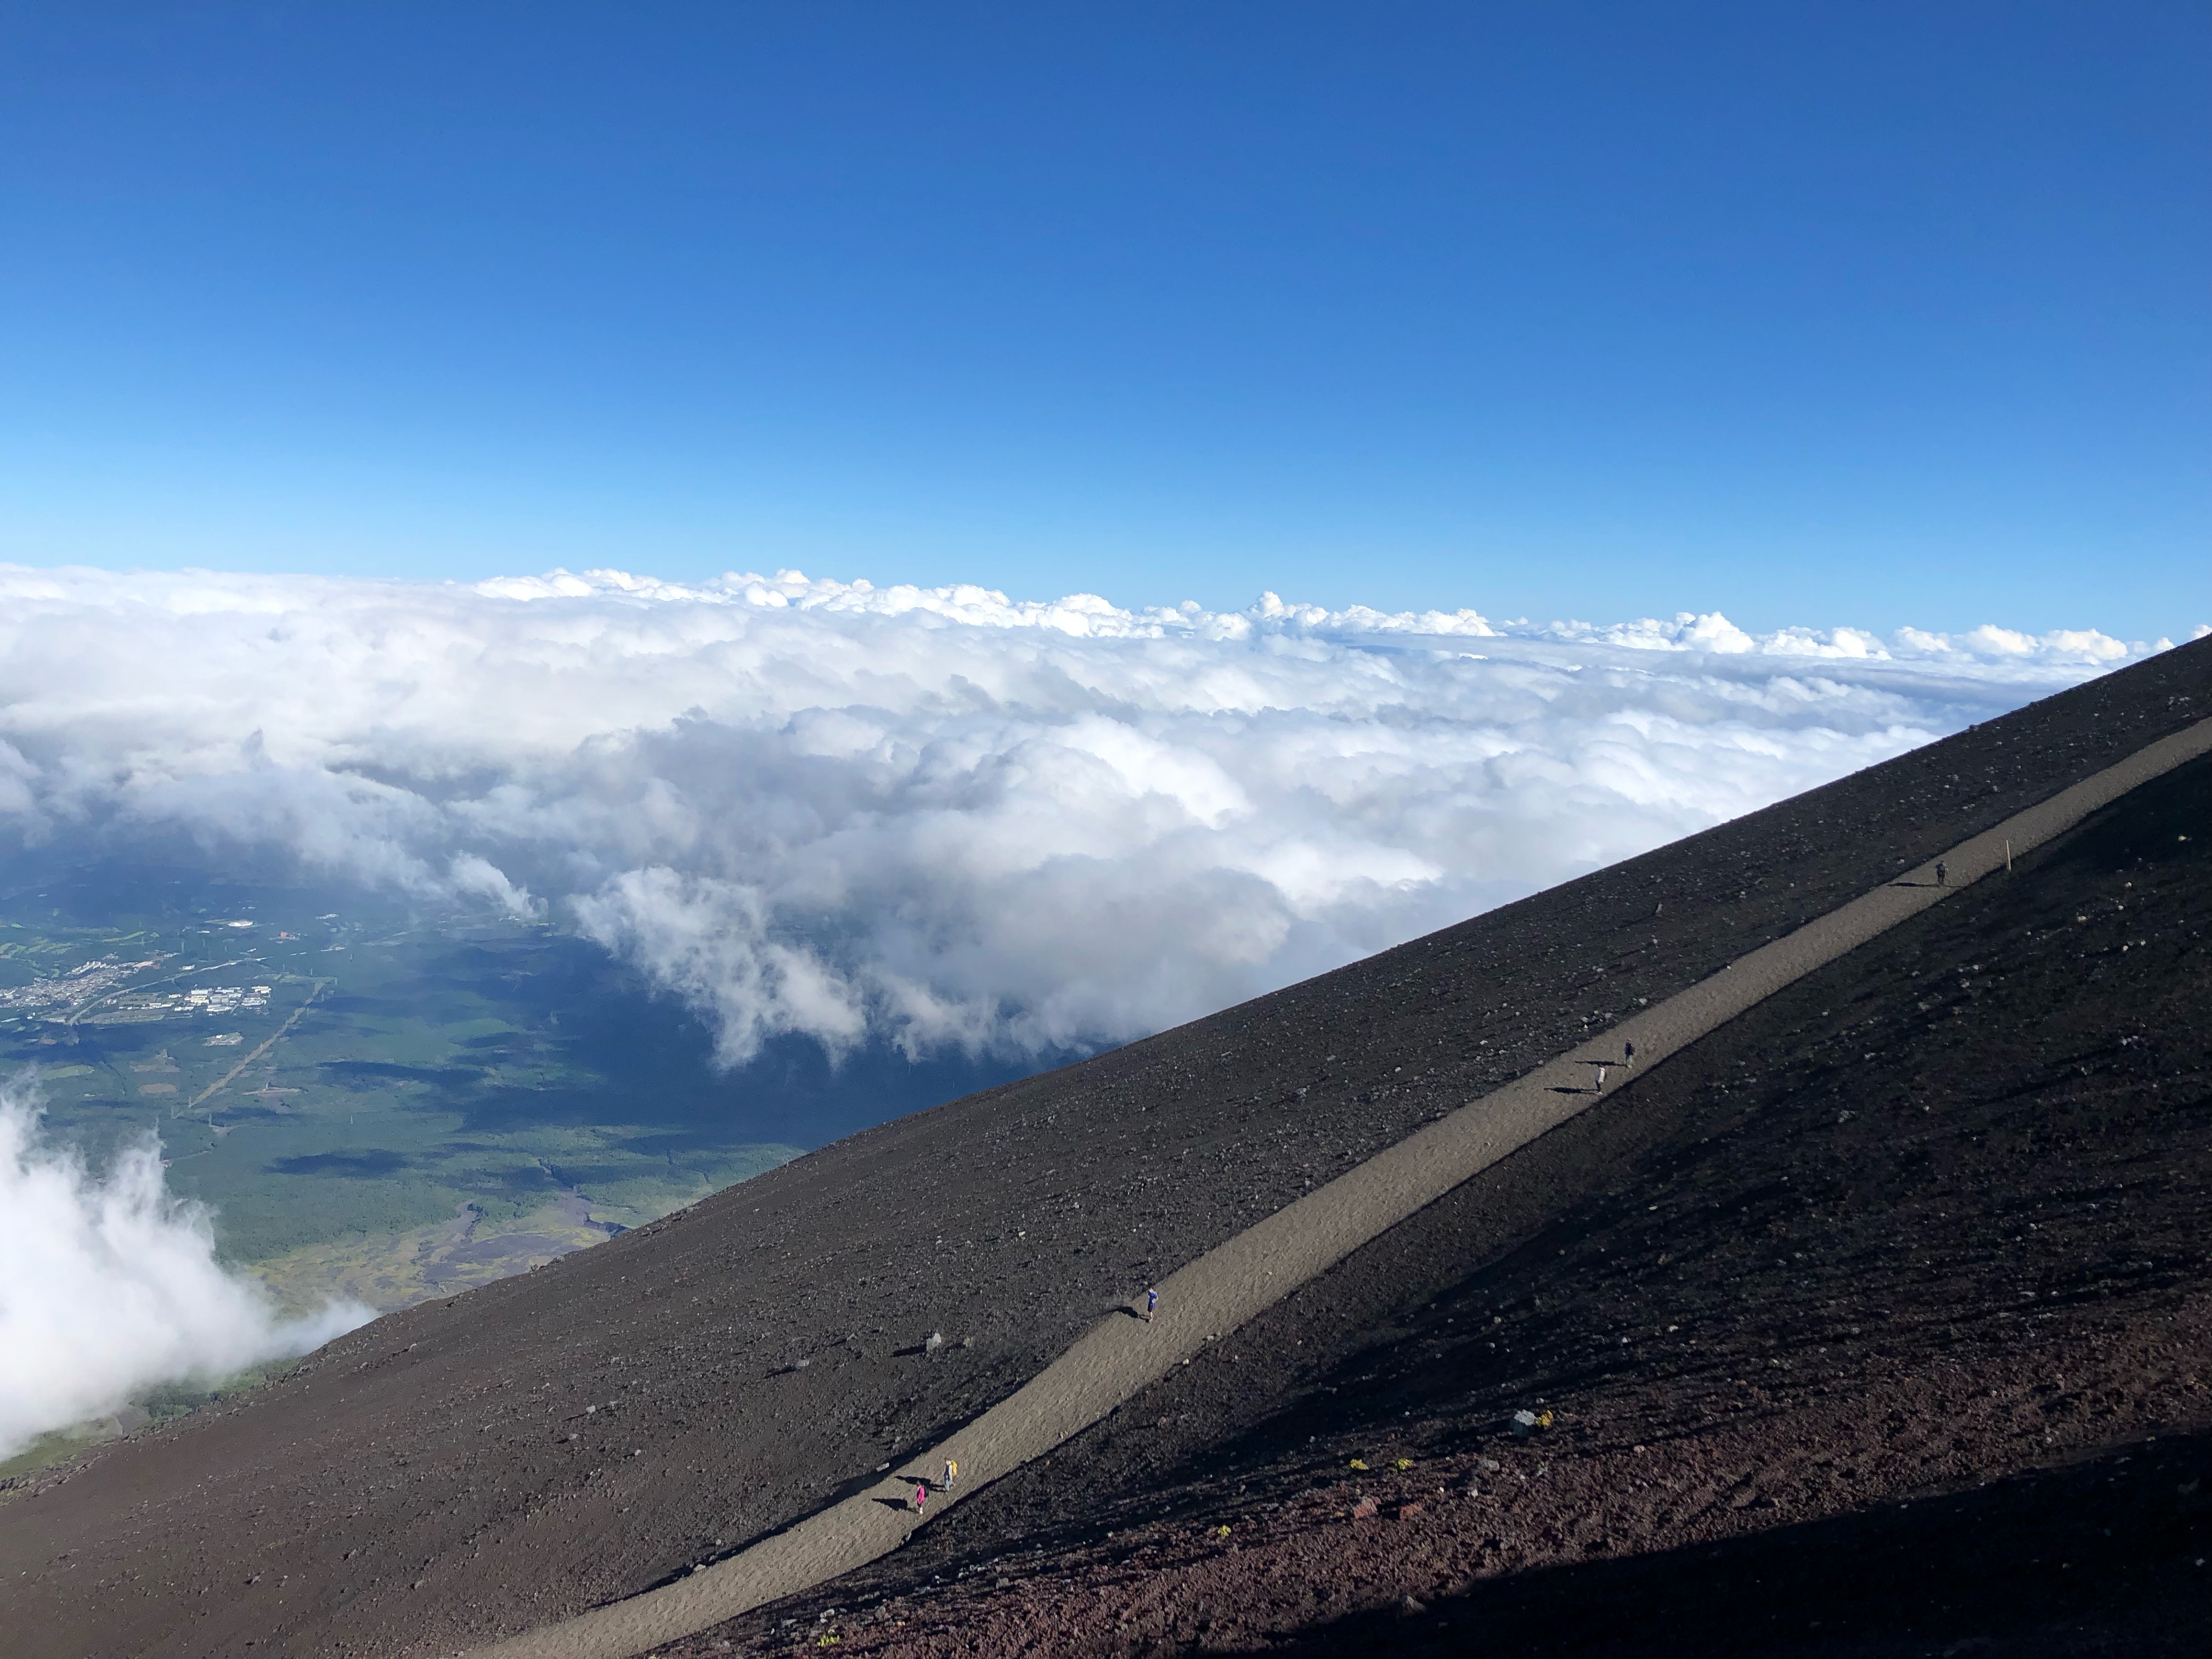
[{"left": 464, "top": 716, "right": 2212, "bottom": 1659}]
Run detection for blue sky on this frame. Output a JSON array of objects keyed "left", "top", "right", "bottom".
[{"left": 1, "top": 2, "right": 2204, "bottom": 637}]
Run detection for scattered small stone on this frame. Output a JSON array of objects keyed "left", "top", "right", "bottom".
[
  {"left": 1400, "top": 1594, "right": 1429, "bottom": 1616},
  {"left": 924, "top": 1331, "right": 944, "bottom": 1353},
  {"left": 1396, "top": 1502, "right": 1424, "bottom": 1520},
  {"left": 1351, "top": 1496, "right": 1378, "bottom": 1519}
]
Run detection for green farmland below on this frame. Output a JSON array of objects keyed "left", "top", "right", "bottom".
[{"left": 1, "top": 864, "right": 1035, "bottom": 1316}]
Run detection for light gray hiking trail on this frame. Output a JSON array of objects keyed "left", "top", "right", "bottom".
[{"left": 462, "top": 716, "right": 2212, "bottom": 1659}]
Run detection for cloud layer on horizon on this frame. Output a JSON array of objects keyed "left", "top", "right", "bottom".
[{"left": 0, "top": 563, "right": 2188, "bottom": 1065}]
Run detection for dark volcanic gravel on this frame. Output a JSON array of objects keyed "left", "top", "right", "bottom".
[
  {"left": 0, "top": 643, "right": 2205, "bottom": 1659},
  {"left": 688, "top": 707, "right": 2212, "bottom": 1657}
]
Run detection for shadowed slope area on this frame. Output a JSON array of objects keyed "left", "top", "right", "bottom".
[{"left": 0, "top": 640, "right": 2205, "bottom": 1659}]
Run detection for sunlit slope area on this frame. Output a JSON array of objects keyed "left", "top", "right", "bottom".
[{"left": 0, "top": 638, "right": 2202, "bottom": 1659}]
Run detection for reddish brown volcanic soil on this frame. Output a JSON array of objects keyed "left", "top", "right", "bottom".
[{"left": 1, "top": 640, "right": 2206, "bottom": 1659}]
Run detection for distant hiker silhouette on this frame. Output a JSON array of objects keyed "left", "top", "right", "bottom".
[
  {"left": 1144, "top": 1288, "right": 1159, "bottom": 1322},
  {"left": 1623, "top": 1040, "right": 1636, "bottom": 1069},
  {"left": 943, "top": 1458, "right": 958, "bottom": 1491},
  {"left": 1936, "top": 861, "right": 1948, "bottom": 887}
]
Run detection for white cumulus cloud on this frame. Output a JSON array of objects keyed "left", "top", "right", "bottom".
[
  {"left": 0, "top": 562, "right": 2185, "bottom": 1066},
  {"left": 0, "top": 1072, "right": 370, "bottom": 1459}
]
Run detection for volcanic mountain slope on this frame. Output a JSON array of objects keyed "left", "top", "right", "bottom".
[
  {"left": 0, "top": 639, "right": 2205, "bottom": 1659},
  {"left": 692, "top": 696, "right": 2212, "bottom": 1657}
]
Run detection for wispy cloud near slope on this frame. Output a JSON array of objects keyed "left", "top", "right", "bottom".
[
  {"left": 0, "top": 1074, "right": 369, "bottom": 1458},
  {"left": 0, "top": 565, "right": 2181, "bottom": 1063}
]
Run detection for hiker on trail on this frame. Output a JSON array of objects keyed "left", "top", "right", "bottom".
[
  {"left": 1593, "top": 1064, "right": 1608, "bottom": 1090},
  {"left": 1623, "top": 1040, "right": 1636, "bottom": 1070},
  {"left": 944, "top": 1458, "right": 958, "bottom": 1491},
  {"left": 1144, "top": 1287, "right": 1159, "bottom": 1323},
  {"left": 1936, "top": 860, "right": 1948, "bottom": 887},
  {"left": 913, "top": 1481, "right": 927, "bottom": 1515}
]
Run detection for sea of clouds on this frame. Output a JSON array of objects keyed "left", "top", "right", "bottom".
[
  {"left": 1, "top": 563, "right": 2188, "bottom": 1063},
  {"left": 0, "top": 561, "right": 2189, "bottom": 1454}
]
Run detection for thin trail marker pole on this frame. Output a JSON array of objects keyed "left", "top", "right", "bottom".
[{"left": 2005, "top": 838, "right": 2012, "bottom": 872}]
